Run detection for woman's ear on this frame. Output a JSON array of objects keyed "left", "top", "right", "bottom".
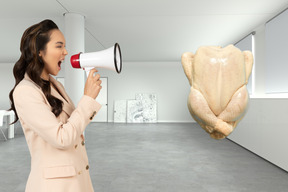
[{"left": 39, "top": 50, "right": 43, "bottom": 57}]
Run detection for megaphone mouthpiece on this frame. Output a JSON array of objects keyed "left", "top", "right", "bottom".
[{"left": 70, "top": 53, "right": 81, "bottom": 68}]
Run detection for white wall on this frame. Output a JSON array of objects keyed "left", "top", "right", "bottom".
[
  {"left": 228, "top": 98, "right": 288, "bottom": 171},
  {"left": 96, "top": 61, "right": 194, "bottom": 123},
  {"left": 0, "top": 63, "right": 14, "bottom": 109},
  {"left": 0, "top": 63, "right": 22, "bottom": 134}
]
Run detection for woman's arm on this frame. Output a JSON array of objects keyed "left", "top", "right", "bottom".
[{"left": 13, "top": 83, "right": 101, "bottom": 149}]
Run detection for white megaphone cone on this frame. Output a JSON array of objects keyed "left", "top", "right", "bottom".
[{"left": 70, "top": 43, "right": 122, "bottom": 76}]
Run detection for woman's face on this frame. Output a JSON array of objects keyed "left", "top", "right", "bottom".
[{"left": 39, "top": 29, "right": 68, "bottom": 80}]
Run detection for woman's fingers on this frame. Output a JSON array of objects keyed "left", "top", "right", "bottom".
[
  {"left": 88, "top": 68, "right": 98, "bottom": 78},
  {"left": 84, "top": 68, "right": 102, "bottom": 99}
]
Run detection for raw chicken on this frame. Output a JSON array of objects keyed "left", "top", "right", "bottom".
[{"left": 181, "top": 45, "right": 253, "bottom": 139}]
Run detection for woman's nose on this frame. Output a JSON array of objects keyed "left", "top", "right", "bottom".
[{"left": 63, "top": 47, "right": 68, "bottom": 55}]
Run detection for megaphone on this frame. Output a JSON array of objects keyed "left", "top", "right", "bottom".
[{"left": 70, "top": 43, "right": 122, "bottom": 76}]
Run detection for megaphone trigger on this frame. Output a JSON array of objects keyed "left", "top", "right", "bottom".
[{"left": 85, "top": 67, "right": 94, "bottom": 77}]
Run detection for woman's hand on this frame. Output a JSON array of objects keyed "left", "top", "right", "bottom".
[{"left": 84, "top": 68, "right": 102, "bottom": 99}]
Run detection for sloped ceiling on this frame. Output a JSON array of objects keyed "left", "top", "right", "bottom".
[{"left": 0, "top": 0, "right": 288, "bottom": 63}]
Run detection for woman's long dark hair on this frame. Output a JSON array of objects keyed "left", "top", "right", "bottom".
[{"left": 9, "top": 19, "right": 63, "bottom": 124}]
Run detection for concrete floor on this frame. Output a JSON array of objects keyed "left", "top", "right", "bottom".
[{"left": 0, "top": 123, "right": 288, "bottom": 192}]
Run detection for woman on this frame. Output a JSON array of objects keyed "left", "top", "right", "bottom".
[{"left": 9, "top": 19, "right": 102, "bottom": 192}]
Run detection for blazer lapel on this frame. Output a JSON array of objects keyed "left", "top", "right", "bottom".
[{"left": 24, "top": 73, "right": 75, "bottom": 117}]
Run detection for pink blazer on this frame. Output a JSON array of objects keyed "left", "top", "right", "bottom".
[{"left": 13, "top": 73, "right": 101, "bottom": 192}]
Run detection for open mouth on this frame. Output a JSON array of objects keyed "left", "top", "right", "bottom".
[
  {"left": 58, "top": 61, "right": 61, "bottom": 69},
  {"left": 58, "top": 60, "right": 64, "bottom": 68}
]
